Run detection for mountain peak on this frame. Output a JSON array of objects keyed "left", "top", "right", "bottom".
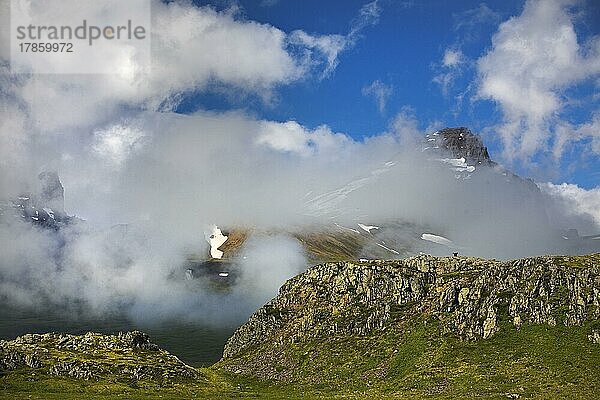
[
  {"left": 37, "top": 171, "right": 65, "bottom": 214},
  {"left": 427, "top": 127, "right": 492, "bottom": 165}
]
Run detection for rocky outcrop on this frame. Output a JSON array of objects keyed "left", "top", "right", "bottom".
[
  {"left": 427, "top": 127, "right": 492, "bottom": 165},
  {"left": 0, "top": 331, "right": 200, "bottom": 383},
  {"left": 222, "top": 254, "right": 600, "bottom": 360},
  {"left": 37, "top": 171, "right": 65, "bottom": 214},
  {"left": 0, "top": 171, "right": 72, "bottom": 229}
]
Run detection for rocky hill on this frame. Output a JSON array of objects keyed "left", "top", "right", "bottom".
[
  {"left": 218, "top": 253, "right": 600, "bottom": 396},
  {"left": 0, "top": 331, "right": 201, "bottom": 384},
  {"left": 427, "top": 127, "right": 492, "bottom": 165}
]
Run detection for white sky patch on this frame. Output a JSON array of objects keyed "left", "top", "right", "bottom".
[
  {"left": 540, "top": 183, "right": 600, "bottom": 229},
  {"left": 443, "top": 49, "right": 463, "bottom": 67},
  {"left": 476, "top": 0, "right": 600, "bottom": 160},
  {"left": 92, "top": 124, "right": 145, "bottom": 167},
  {"left": 362, "top": 80, "right": 393, "bottom": 113},
  {"left": 256, "top": 120, "right": 352, "bottom": 156}
]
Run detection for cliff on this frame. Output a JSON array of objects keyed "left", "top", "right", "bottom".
[
  {"left": 218, "top": 254, "right": 600, "bottom": 395},
  {"left": 2, "top": 255, "right": 600, "bottom": 399},
  {"left": 0, "top": 331, "right": 201, "bottom": 384}
]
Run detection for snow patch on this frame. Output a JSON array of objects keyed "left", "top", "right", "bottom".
[
  {"left": 205, "top": 225, "right": 228, "bottom": 259},
  {"left": 421, "top": 233, "right": 454, "bottom": 247},
  {"left": 334, "top": 223, "right": 360, "bottom": 234},
  {"left": 439, "top": 157, "right": 475, "bottom": 173},
  {"left": 358, "top": 223, "right": 379, "bottom": 233},
  {"left": 43, "top": 207, "right": 55, "bottom": 219},
  {"left": 376, "top": 242, "right": 400, "bottom": 255}
]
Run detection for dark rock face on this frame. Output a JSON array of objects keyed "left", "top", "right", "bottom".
[
  {"left": 128, "top": 331, "right": 159, "bottom": 350},
  {"left": 0, "top": 171, "right": 72, "bottom": 229},
  {"left": 221, "top": 254, "right": 600, "bottom": 365},
  {"left": 37, "top": 171, "right": 65, "bottom": 214},
  {"left": 429, "top": 127, "right": 492, "bottom": 165}
]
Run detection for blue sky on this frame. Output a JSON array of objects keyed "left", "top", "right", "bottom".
[
  {"left": 175, "top": 0, "right": 600, "bottom": 189},
  {"left": 2, "top": 0, "right": 600, "bottom": 226}
]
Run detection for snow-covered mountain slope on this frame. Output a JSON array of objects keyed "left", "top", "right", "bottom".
[
  {"left": 3, "top": 129, "right": 598, "bottom": 283},
  {"left": 196, "top": 127, "right": 598, "bottom": 266},
  {"left": 0, "top": 171, "right": 72, "bottom": 229}
]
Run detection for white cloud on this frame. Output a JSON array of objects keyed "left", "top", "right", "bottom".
[
  {"left": 434, "top": 48, "right": 466, "bottom": 95},
  {"left": 288, "top": 30, "right": 347, "bottom": 78},
  {"left": 443, "top": 49, "right": 463, "bottom": 67},
  {"left": 289, "top": 0, "right": 382, "bottom": 78},
  {"left": 541, "top": 182, "right": 600, "bottom": 229},
  {"left": 552, "top": 111, "right": 600, "bottom": 159},
  {"left": 260, "top": 0, "right": 280, "bottom": 7},
  {"left": 256, "top": 120, "right": 352, "bottom": 156},
  {"left": 7, "top": 1, "right": 307, "bottom": 131},
  {"left": 349, "top": 0, "right": 382, "bottom": 39},
  {"left": 476, "top": 0, "right": 600, "bottom": 160},
  {"left": 149, "top": 2, "right": 304, "bottom": 98},
  {"left": 2, "top": 0, "right": 379, "bottom": 134},
  {"left": 362, "top": 80, "right": 393, "bottom": 113},
  {"left": 389, "top": 107, "right": 421, "bottom": 146},
  {"left": 92, "top": 124, "right": 146, "bottom": 167}
]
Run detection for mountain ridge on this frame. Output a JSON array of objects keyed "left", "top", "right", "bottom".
[
  {"left": 2, "top": 253, "right": 600, "bottom": 399},
  {"left": 219, "top": 253, "right": 600, "bottom": 382}
]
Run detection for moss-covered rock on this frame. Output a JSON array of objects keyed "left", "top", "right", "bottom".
[
  {"left": 0, "top": 331, "right": 201, "bottom": 384},
  {"left": 219, "top": 253, "right": 600, "bottom": 384}
]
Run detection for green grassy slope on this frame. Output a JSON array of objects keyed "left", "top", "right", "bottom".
[
  {"left": 2, "top": 254, "right": 600, "bottom": 399},
  {"left": 2, "top": 320, "right": 599, "bottom": 399}
]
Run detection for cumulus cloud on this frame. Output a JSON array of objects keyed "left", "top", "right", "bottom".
[
  {"left": 256, "top": 120, "right": 352, "bottom": 156},
  {"left": 434, "top": 48, "right": 466, "bottom": 95},
  {"left": 92, "top": 124, "right": 146, "bottom": 167},
  {"left": 2, "top": 105, "right": 599, "bottom": 326},
  {"left": 1, "top": 0, "right": 375, "bottom": 135},
  {"left": 362, "top": 80, "right": 393, "bottom": 113},
  {"left": 476, "top": 0, "right": 600, "bottom": 160},
  {"left": 0, "top": 0, "right": 598, "bottom": 331},
  {"left": 540, "top": 182, "right": 600, "bottom": 232},
  {"left": 0, "top": 0, "right": 384, "bottom": 194}
]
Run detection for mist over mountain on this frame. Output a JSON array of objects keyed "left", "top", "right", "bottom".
[
  {"left": 0, "top": 120, "right": 598, "bottom": 328},
  {"left": 1, "top": 0, "right": 599, "bottom": 333}
]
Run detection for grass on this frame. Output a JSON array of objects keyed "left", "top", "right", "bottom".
[
  {"left": 216, "top": 312, "right": 600, "bottom": 399},
  {"left": 2, "top": 319, "right": 600, "bottom": 399},
  {"left": 3, "top": 253, "right": 600, "bottom": 399}
]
